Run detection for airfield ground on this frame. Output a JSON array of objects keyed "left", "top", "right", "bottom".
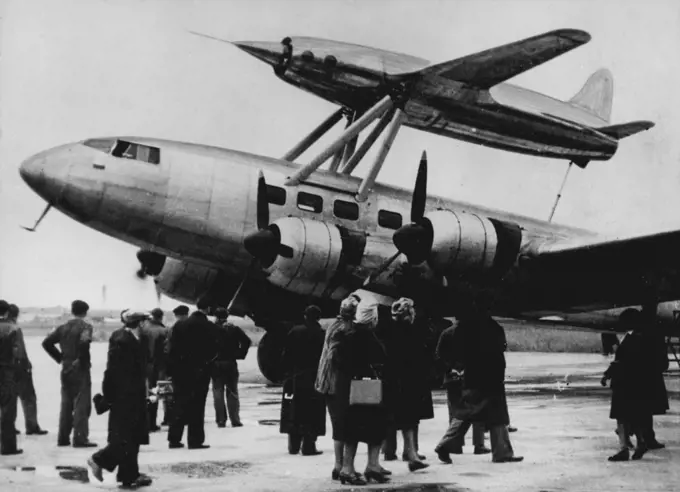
[{"left": 1, "top": 336, "right": 678, "bottom": 492}]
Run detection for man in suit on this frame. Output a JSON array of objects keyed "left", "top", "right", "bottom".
[
  {"left": 167, "top": 301, "right": 218, "bottom": 449},
  {"left": 0, "top": 300, "right": 22, "bottom": 455},
  {"left": 160, "top": 305, "right": 189, "bottom": 426},
  {"left": 211, "top": 308, "right": 251, "bottom": 428},
  {"left": 87, "top": 311, "right": 152, "bottom": 488},
  {"left": 42, "top": 300, "right": 97, "bottom": 447},
  {"left": 8, "top": 304, "right": 47, "bottom": 436}
]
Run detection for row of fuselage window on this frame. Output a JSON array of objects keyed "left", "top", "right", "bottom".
[{"left": 267, "top": 184, "right": 403, "bottom": 230}]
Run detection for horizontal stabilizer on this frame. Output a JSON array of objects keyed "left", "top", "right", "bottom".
[
  {"left": 597, "top": 121, "right": 655, "bottom": 140},
  {"left": 394, "top": 28, "right": 591, "bottom": 88},
  {"left": 569, "top": 68, "right": 613, "bottom": 122}
]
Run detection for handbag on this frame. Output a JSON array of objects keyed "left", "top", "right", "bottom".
[{"left": 349, "top": 365, "right": 383, "bottom": 405}]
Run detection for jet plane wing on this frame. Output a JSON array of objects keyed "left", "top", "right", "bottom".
[
  {"left": 396, "top": 28, "right": 591, "bottom": 89},
  {"left": 534, "top": 228, "right": 680, "bottom": 272}
]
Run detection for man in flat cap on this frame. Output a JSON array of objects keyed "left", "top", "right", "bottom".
[
  {"left": 42, "top": 299, "right": 96, "bottom": 447},
  {"left": 8, "top": 304, "right": 47, "bottom": 436},
  {"left": 0, "top": 300, "right": 22, "bottom": 455},
  {"left": 143, "top": 308, "right": 166, "bottom": 432},
  {"left": 167, "top": 300, "right": 218, "bottom": 449},
  {"left": 280, "top": 305, "right": 326, "bottom": 455},
  {"left": 88, "top": 310, "right": 152, "bottom": 489},
  {"left": 211, "top": 307, "right": 251, "bottom": 428}
]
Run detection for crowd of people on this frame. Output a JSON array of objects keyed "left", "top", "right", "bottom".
[{"left": 0, "top": 293, "right": 672, "bottom": 488}]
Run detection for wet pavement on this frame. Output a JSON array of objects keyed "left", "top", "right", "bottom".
[{"left": 1, "top": 338, "right": 678, "bottom": 491}]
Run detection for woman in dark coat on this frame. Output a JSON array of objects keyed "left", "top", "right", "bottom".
[
  {"left": 333, "top": 299, "right": 389, "bottom": 485},
  {"left": 602, "top": 308, "right": 658, "bottom": 461},
  {"left": 280, "top": 305, "right": 326, "bottom": 455},
  {"left": 315, "top": 294, "right": 360, "bottom": 481},
  {"left": 87, "top": 311, "right": 152, "bottom": 488},
  {"left": 379, "top": 298, "right": 431, "bottom": 471}
]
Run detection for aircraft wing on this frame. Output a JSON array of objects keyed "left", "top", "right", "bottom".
[
  {"left": 533, "top": 228, "right": 680, "bottom": 272},
  {"left": 399, "top": 28, "right": 591, "bottom": 89}
]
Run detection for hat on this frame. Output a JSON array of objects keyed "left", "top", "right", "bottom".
[
  {"left": 339, "top": 296, "right": 359, "bottom": 319},
  {"left": 172, "top": 305, "right": 189, "bottom": 316},
  {"left": 0, "top": 300, "right": 8, "bottom": 316},
  {"left": 150, "top": 308, "right": 163, "bottom": 319},
  {"left": 214, "top": 307, "right": 229, "bottom": 320},
  {"left": 304, "top": 305, "right": 321, "bottom": 321},
  {"left": 8, "top": 304, "right": 19, "bottom": 319},
  {"left": 120, "top": 309, "right": 150, "bottom": 326}
]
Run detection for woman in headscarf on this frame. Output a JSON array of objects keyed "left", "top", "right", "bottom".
[
  {"left": 315, "top": 293, "right": 360, "bottom": 481},
  {"left": 379, "top": 298, "right": 431, "bottom": 472},
  {"left": 331, "top": 297, "right": 389, "bottom": 485}
]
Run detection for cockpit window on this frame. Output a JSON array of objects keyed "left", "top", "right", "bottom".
[
  {"left": 83, "top": 138, "right": 161, "bottom": 164},
  {"left": 111, "top": 140, "right": 160, "bottom": 165},
  {"left": 83, "top": 138, "right": 116, "bottom": 153}
]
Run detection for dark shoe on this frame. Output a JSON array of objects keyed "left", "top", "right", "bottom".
[
  {"left": 632, "top": 445, "right": 648, "bottom": 461},
  {"left": 625, "top": 439, "right": 635, "bottom": 450},
  {"left": 160, "top": 420, "right": 168, "bottom": 426},
  {"left": 217, "top": 422, "right": 226, "bottom": 428},
  {"left": 121, "top": 474, "right": 153, "bottom": 488},
  {"left": 1, "top": 449, "right": 23, "bottom": 455},
  {"left": 26, "top": 428, "right": 48, "bottom": 436},
  {"left": 301, "top": 449, "right": 323, "bottom": 456},
  {"left": 364, "top": 469, "right": 390, "bottom": 483},
  {"left": 14, "top": 429, "right": 20, "bottom": 435},
  {"left": 493, "top": 456, "right": 524, "bottom": 463},
  {"left": 168, "top": 442, "right": 184, "bottom": 449},
  {"left": 408, "top": 460, "right": 429, "bottom": 472},
  {"left": 232, "top": 422, "right": 243, "bottom": 427},
  {"left": 608, "top": 449, "right": 629, "bottom": 462},
  {"left": 474, "top": 447, "right": 492, "bottom": 455},
  {"left": 149, "top": 425, "right": 161, "bottom": 433},
  {"left": 331, "top": 469, "right": 341, "bottom": 481},
  {"left": 57, "top": 441, "right": 71, "bottom": 447},
  {"left": 402, "top": 452, "right": 426, "bottom": 461},
  {"left": 73, "top": 441, "right": 98, "bottom": 448},
  {"left": 436, "top": 449, "right": 452, "bottom": 464},
  {"left": 383, "top": 453, "right": 397, "bottom": 461},
  {"left": 339, "top": 472, "right": 366, "bottom": 485},
  {"left": 87, "top": 457, "right": 103, "bottom": 482},
  {"left": 378, "top": 467, "right": 392, "bottom": 475},
  {"left": 188, "top": 444, "right": 210, "bottom": 450},
  {"left": 648, "top": 441, "right": 665, "bottom": 450},
  {"left": 508, "top": 426, "right": 518, "bottom": 433}
]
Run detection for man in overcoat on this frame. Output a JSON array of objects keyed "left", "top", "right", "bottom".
[
  {"left": 280, "top": 305, "right": 326, "bottom": 455},
  {"left": 87, "top": 311, "right": 152, "bottom": 488}
]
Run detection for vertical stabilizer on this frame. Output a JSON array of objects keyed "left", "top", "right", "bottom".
[{"left": 568, "top": 68, "right": 613, "bottom": 123}]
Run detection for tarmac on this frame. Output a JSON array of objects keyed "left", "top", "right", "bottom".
[{"left": 1, "top": 337, "right": 678, "bottom": 492}]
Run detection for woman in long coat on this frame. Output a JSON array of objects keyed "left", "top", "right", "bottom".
[
  {"left": 379, "top": 298, "right": 432, "bottom": 471},
  {"left": 87, "top": 311, "right": 151, "bottom": 488},
  {"left": 315, "top": 294, "right": 360, "bottom": 481},
  {"left": 333, "top": 299, "right": 389, "bottom": 485},
  {"left": 602, "top": 308, "right": 658, "bottom": 461}
]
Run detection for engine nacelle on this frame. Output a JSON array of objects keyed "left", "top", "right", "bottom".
[
  {"left": 425, "top": 210, "right": 522, "bottom": 277},
  {"left": 263, "top": 217, "right": 344, "bottom": 297},
  {"left": 155, "top": 257, "right": 220, "bottom": 304}
]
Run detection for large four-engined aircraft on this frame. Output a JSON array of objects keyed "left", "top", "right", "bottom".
[
  {"left": 17, "top": 29, "right": 677, "bottom": 382},
  {"left": 194, "top": 28, "right": 654, "bottom": 168}
]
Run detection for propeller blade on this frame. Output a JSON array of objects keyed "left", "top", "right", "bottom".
[
  {"left": 411, "top": 151, "right": 427, "bottom": 223},
  {"left": 256, "top": 170, "right": 269, "bottom": 230},
  {"left": 393, "top": 223, "right": 432, "bottom": 265},
  {"left": 363, "top": 250, "right": 401, "bottom": 287},
  {"left": 244, "top": 226, "right": 280, "bottom": 267}
]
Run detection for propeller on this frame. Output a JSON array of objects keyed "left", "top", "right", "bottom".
[
  {"left": 392, "top": 150, "right": 433, "bottom": 265},
  {"left": 363, "top": 151, "right": 429, "bottom": 287},
  {"left": 243, "top": 170, "right": 293, "bottom": 267}
]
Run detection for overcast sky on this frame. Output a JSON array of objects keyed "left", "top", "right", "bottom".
[{"left": 0, "top": 0, "right": 678, "bottom": 309}]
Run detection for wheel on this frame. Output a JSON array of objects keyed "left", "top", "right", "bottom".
[{"left": 257, "top": 332, "right": 286, "bottom": 385}]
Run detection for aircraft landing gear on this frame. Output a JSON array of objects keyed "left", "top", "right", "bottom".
[{"left": 256, "top": 323, "right": 292, "bottom": 385}]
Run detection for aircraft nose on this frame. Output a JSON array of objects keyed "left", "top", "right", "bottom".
[
  {"left": 233, "top": 40, "right": 282, "bottom": 66},
  {"left": 19, "top": 145, "right": 71, "bottom": 203}
]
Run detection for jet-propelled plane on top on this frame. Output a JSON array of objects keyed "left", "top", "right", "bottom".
[{"left": 194, "top": 28, "right": 654, "bottom": 168}]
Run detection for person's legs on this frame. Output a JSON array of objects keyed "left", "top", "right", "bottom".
[
  {"left": 0, "top": 397, "right": 19, "bottom": 454},
  {"left": 332, "top": 440, "right": 344, "bottom": 474},
  {"left": 17, "top": 370, "right": 41, "bottom": 433},
  {"left": 490, "top": 424, "right": 521, "bottom": 463},
  {"left": 288, "top": 433, "right": 301, "bottom": 454},
  {"left": 609, "top": 420, "right": 631, "bottom": 461},
  {"left": 58, "top": 372, "right": 75, "bottom": 445},
  {"left": 382, "top": 425, "right": 397, "bottom": 459},
  {"left": 72, "top": 371, "right": 92, "bottom": 445},
  {"left": 225, "top": 365, "right": 242, "bottom": 426},
  {"left": 211, "top": 374, "right": 227, "bottom": 427},
  {"left": 435, "top": 417, "right": 470, "bottom": 456}
]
